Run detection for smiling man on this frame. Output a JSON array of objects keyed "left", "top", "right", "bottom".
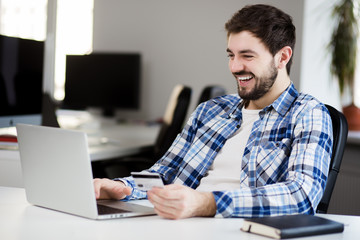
[{"left": 94, "top": 4, "right": 333, "bottom": 219}]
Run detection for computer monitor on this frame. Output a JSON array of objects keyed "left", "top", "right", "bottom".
[
  {"left": 0, "top": 35, "right": 44, "bottom": 128},
  {"left": 63, "top": 53, "right": 141, "bottom": 116}
]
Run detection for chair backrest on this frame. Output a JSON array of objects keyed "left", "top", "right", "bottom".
[
  {"left": 0, "top": 75, "right": 8, "bottom": 110},
  {"left": 41, "top": 93, "right": 60, "bottom": 128},
  {"left": 153, "top": 85, "right": 192, "bottom": 159},
  {"left": 316, "top": 104, "right": 348, "bottom": 213},
  {"left": 197, "top": 85, "right": 226, "bottom": 105}
]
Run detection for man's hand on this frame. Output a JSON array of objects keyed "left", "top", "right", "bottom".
[
  {"left": 93, "top": 178, "right": 132, "bottom": 200},
  {"left": 147, "top": 184, "right": 216, "bottom": 219}
]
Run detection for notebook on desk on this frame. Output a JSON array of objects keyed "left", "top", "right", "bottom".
[{"left": 16, "top": 124, "right": 155, "bottom": 220}]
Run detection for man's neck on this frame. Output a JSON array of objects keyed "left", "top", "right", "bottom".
[{"left": 246, "top": 72, "right": 291, "bottom": 110}]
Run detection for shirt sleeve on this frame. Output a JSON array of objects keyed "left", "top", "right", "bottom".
[
  {"left": 212, "top": 103, "right": 333, "bottom": 218},
  {"left": 112, "top": 176, "right": 147, "bottom": 200},
  {"left": 114, "top": 109, "right": 201, "bottom": 201}
]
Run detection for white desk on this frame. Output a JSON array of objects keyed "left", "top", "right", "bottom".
[
  {"left": 0, "top": 122, "right": 159, "bottom": 161},
  {"left": 84, "top": 122, "right": 159, "bottom": 161},
  {"left": 0, "top": 111, "right": 159, "bottom": 187},
  {"left": 54, "top": 109, "right": 160, "bottom": 161},
  {"left": 0, "top": 187, "right": 359, "bottom": 240}
]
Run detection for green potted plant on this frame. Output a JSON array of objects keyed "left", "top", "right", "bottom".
[{"left": 329, "top": 0, "right": 360, "bottom": 130}]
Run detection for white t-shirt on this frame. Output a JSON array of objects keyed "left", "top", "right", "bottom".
[{"left": 196, "top": 108, "right": 261, "bottom": 192}]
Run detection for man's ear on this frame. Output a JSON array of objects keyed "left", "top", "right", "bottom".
[{"left": 276, "top": 46, "right": 292, "bottom": 70}]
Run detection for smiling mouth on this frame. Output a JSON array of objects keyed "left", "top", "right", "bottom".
[{"left": 238, "top": 76, "right": 253, "bottom": 81}]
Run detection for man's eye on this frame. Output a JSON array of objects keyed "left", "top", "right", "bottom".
[
  {"left": 244, "top": 55, "right": 253, "bottom": 59},
  {"left": 227, "top": 54, "right": 234, "bottom": 58}
]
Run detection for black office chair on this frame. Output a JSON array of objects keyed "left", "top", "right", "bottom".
[
  {"left": 101, "top": 84, "right": 192, "bottom": 178},
  {"left": 41, "top": 93, "right": 60, "bottom": 128},
  {"left": 316, "top": 104, "right": 348, "bottom": 214},
  {"left": 151, "top": 84, "right": 192, "bottom": 160},
  {"left": 197, "top": 85, "right": 226, "bottom": 105},
  {"left": 0, "top": 75, "right": 9, "bottom": 111}
]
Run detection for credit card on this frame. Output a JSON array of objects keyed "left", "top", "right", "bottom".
[{"left": 131, "top": 172, "right": 164, "bottom": 191}]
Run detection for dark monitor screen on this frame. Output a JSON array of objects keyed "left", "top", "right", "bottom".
[
  {"left": 63, "top": 53, "right": 141, "bottom": 116},
  {"left": 0, "top": 35, "right": 44, "bottom": 128}
]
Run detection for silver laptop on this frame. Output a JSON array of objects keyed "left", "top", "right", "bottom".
[{"left": 16, "top": 124, "right": 155, "bottom": 220}]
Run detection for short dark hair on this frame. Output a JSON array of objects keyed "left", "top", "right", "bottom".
[{"left": 225, "top": 4, "right": 296, "bottom": 74}]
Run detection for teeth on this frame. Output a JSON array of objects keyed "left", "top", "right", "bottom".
[{"left": 238, "top": 76, "right": 252, "bottom": 81}]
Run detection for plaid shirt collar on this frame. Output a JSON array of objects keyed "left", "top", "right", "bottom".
[{"left": 220, "top": 82, "right": 299, "bottom": 120}]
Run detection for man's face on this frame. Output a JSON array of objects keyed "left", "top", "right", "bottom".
[{"left": 227, "top": 31, "right": 278, "bottom": 101}]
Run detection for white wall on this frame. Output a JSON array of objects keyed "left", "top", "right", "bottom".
[
  {"left": 300, "top": 0, "right": 342, "bottom": 110},
  {"left": 93, "top": 0, "right": 304, "bottom": 120}
]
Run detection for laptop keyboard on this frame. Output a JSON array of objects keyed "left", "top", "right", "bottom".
[{"left": 97, "top": 204, "right": 131, "bottom": 215}]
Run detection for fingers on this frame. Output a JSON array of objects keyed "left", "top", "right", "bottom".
[
  {"left": 148, "top": 190, "right": 181, "bottom": 219},
  {"left": 93, "top": 178, "right": 131, "bottom": 200},
  {"left": 153, "top": 204, "right": 179, "bottom": 219},
  {"left": 148, "top": 188, "right": 179, "bottom": 209},
  {"left": 93, "top": 178, "right": 104, "bottom": 199},
  {"left": 149, "top": 185, "right": 186, "bottom": 204},
  {"left": 147, "top": 185, "right": 193, "bottom": 219},
  {"left": 122, "top": 185, "right": 132, "bottom": 196},
  {"left": 147, "top": 184, "right": 216, "bottom": 219}
]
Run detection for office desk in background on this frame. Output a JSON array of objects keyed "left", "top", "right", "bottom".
[
  {"left": 56, "top": 109, "right": 160, "bottom": 161},
  {"left": 0, "top": 110, "right": 160, "bottom": 187},
  {"left": 0, "top": 186, "right": 359, "bottom": 240}
]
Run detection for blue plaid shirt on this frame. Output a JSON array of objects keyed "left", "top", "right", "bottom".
[{"left": 121, "top": 83, "right": 333, "bottom": 218}]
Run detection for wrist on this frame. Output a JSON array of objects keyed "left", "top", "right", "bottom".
[
  {"left": 196, "top": 192, "right": 216, "bottom": 217},
  {"left": 113, "top": 178, "right": 127, "bottom": 186}
]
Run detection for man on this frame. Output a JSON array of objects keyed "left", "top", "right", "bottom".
[{"left": 94, "top": 4, "right": 333, "bottom": 219}]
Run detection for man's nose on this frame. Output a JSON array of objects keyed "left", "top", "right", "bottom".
[{"left": 230, "top": 59, "right": 245, "bottom": 73}]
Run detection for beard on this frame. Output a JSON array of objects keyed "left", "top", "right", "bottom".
[{"left": 236, "top": 60, "right": 278, "bottom": 101}]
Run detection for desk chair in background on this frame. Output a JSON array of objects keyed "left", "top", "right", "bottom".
[
  {"left": 197, "top": 85, "right": 226, "bottom": 105},
  {"left": 41, "top": 93, "right": 60, "bottom": 128},
  {"left": 100, "top": 85, "right": 225, "bottom": 178},
  {"left": 102, "top": 84, "right": 192, "bottom": 178},
  {"left": 0, "top": 75, "right": 8, "bottom": 110},
  {"left": 316, "top": 104, "right": 348, "bottom": 214}
]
